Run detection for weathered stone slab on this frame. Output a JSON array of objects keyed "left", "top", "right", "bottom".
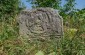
[{"left": 19, "top": 8, "right": 63, "bottom": 41}]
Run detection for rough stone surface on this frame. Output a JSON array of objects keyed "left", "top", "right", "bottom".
[{"left": 19, "top": 8, "right": 63, "bottom": 41}]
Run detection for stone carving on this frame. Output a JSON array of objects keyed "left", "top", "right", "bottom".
[{"left": 19, "top": 8, "right": 63, "bottom": 41}]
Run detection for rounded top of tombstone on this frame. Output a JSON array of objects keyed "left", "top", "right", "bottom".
[{"left": 21, "top": 7, "right": 59, "bottom": 14}]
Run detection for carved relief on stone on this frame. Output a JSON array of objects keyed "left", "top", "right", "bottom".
[{"left": 19, "top": 8, "right": 63, "bottom": 40}]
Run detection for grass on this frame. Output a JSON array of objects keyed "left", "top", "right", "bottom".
[
  {"left": 0, "top": 29, "right": 85, "bottom": 55},
  {"left": 0, "top": 17, "right": 85, "bottom": 55}
]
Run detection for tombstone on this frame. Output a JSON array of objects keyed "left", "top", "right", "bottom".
[{"left": 18, "top": 8, "right": 63, "bottom": 41}]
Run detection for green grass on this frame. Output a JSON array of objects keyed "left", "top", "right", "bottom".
[
  {"left": 0, "top": 26, "right": 85, "bottom": 55},
  {"left": 0, "top": 17, "right": 85, "bottom": 55}
]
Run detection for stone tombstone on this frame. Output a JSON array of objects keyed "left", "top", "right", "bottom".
[{"left": 19, "top": 8, "right": 63, "bottom": 41}]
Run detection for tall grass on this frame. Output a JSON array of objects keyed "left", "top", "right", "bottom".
[{"left": 0, "top": 11, "right": 85, "bottom": 55}]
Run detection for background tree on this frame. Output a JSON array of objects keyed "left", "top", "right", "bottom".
[
  {"left": 27, "top": 0, "right": 61, "bottom": 9},
  {"left": 0, "top": 0, "right": 20, "bottom": 19},
  {"left": 63, "top": 0, "right": 76, "bottom": 12}
]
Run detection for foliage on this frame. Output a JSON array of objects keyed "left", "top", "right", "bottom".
[
  {"left": 27, "top": 0, "right": 61, "bottom": 9},
  {"left": 0, "top": 0, "right": 20, "bottom": 41},
  {"left": 0, "top": 33, "right": 85, "bottom": 55},
  {"left": 0, "top": 0, "right": 20, "bottom": 20},
  {"left": 63, "top": 0, "right": 76, "bottom": 12}
]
